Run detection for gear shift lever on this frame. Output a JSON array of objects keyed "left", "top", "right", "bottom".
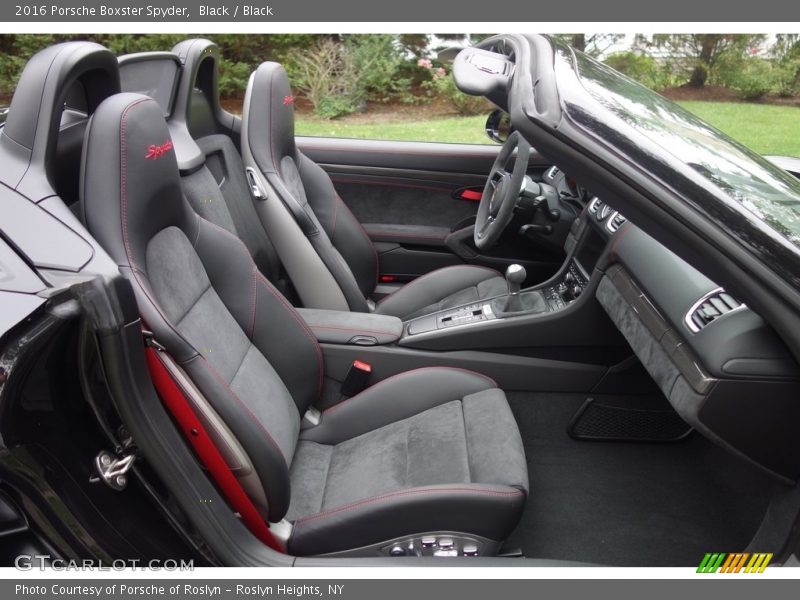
[{"left": 503, "top": 264, "right": 526, "bottom": 312}]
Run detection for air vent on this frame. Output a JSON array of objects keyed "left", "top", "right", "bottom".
[
  {"left": 685, "top": 289, "right": 745, "bottom": 333},
  {"left": 606, "top": 211, "right": 627, "bottom": 233},
  {"left": 588, "top": 197, "right": 602, "bottom": 214}
]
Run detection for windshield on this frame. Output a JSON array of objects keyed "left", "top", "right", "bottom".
[{"left": 571, "top": 50, "right": 800, "bottom": 250}]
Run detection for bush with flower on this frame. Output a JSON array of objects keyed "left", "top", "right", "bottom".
[{"left": 418, "top": 58, "right": 490, "bottom": 116}]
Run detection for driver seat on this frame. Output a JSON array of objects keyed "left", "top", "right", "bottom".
[{"left": 241, "top": 62, "right": 507, "bottom": 320}]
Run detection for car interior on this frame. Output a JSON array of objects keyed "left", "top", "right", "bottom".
[{"left": 1, "top": 36, "right": 799, "bottom": 566}]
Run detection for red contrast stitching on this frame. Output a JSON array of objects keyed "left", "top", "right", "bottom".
[
  {"left": 365, "top": 229, "right": 447, "bottom": 241},
  {"left": 298, "top": 143, "right": 503, "bottom": 159},
  {"left": 330, "top": 194, "right": 339, "bottom": 238},
  {"left": 308, "top": 324, "right": 399, "bottom": 338},
  {"left": 249, "top": 265, "right": 258, "bottom": 339},
  {"left": 198, "top": 357, "right": 288, "bottom": 466},
  {"left": 295, "top": 486, "right": 524, "bottom": 526},
  {"left": 117, "top": 97, "right": 186, "bottom": 344},
  {"left": 120, "top": 97, "right": 152, "bottom": 274},
  {"left": 336, "top": 195, "right": 379, "bottom": 287},
  {"left": 376, "top": 264, "right": 502, "bottom": 307},
  {"left": 330, "top": 176, "right": 454, "bottom": 195},
  {"left": 322, "top": 366, "right": 497, "bottom": 415},
  {"left": 200, "top": 218, "right": 324, "bottom": 400},
  {"left": 257, "top": 272, "right": 324, "bottom": 399}
]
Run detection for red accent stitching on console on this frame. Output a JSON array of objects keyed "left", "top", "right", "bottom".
[
  {"left": 308, "top": 324, "right": 399, "bottom": 338},
  {"left": 364, "top": 229, "right": 447, "bottom": 241}
]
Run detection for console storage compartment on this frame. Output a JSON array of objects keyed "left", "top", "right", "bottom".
[{"left": 296, "top": 309, "right": 403, "bottom": 346}]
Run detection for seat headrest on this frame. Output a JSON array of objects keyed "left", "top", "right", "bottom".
[
  {"left": 167, "top": 38, "right": 222, "bottom": 172},
  {"left": 1, "top": 41, "right": 120, "bottom": 198},
  {"left": 243, "top": 62, "right": 296, "bottom": 175},
  {"left": 81, "top": 92, "right": 196, "bottom": 271}
]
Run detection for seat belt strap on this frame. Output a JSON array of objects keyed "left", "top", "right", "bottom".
[{"left": 144, "top": 345, "right": 285, "bottom": 553}]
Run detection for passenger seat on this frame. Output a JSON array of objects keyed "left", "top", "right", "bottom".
[{"left": 80, "top": 92, "right": 529, "bottom": 556}]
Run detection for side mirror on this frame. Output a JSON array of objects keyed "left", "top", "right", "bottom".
[{"left": 485, "top": 109, "right": 512, "bottom": 144}]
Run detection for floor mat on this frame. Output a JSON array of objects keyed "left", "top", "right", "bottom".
[{"left": 505, "top": 392, "right": 780, "bottom": 566}]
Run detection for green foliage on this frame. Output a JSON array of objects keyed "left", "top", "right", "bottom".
[
  {"left": 417, "top": 61, "right": 490, "bottom": 116},
  {"left": 724, "top": 59, "right": 779, "bottom": 100},
  {"left": 346, "top": 35, "right": 412, "bottom": 103},
  {"left": 290, "top": 38, "right": 362, "bottom": 119},
  {"left": 714, "top": 51, "right": 798, "bottom": 100},
  {"left": 603, "top": 51, "right": 680, "bottom": 90},
  {"left": 650, "top": 34, "right": 766, "bottom": 87}
]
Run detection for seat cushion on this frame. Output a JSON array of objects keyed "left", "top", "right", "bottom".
[
  {"left": 375, "top": 265, "right": 507, "bottom": 320},
  {"left": 286, "top": 367, "right": 528, "bottom": 556}
]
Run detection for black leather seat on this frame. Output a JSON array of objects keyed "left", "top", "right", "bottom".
[
  {"left": 80, "top": 93, "right": 529, "bottom": 556},
  {"left": 241, "top": 62, "right": 508, "bottom": 320}
]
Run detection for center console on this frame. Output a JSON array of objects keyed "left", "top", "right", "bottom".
[
  {"left": 541, "top": 259, "right": 589, "bottom": 311},
  {"left": 402, "top": 213, "right": 608, "bottom": 345},
  {"left": 405, "top": 258, "right": 589, "bottom": 337}
]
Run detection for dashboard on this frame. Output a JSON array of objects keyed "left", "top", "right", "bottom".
[
  {"left": 452, "top": 37, "right": 800, "bottom": 484},
  {"left": 563, "top": 176, "right": 800, "bottom": 482}
]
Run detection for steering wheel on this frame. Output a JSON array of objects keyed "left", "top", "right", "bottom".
[{"left": 474, "top": 131, "right": 531, "bottom": 250}]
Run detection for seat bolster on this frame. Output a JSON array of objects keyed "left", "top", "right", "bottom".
[
  {"left": 375, "top": 265, "right": 503, "bottom": 319},
  {"left": 463, "top": 389, "right": 530, "bottom": 494},
  {"left": 300, "top": 367, "right": 496, "bottom": 446},
  {"left": 288, "top": 483, "right": 526, "bottom": 556}
]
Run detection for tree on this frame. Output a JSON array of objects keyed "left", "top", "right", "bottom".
[
  {"left": 651, "top": 34, "right": 765, "bottom": 88},
  {"left": 555, "top": 34, "right": 624, "bottom": 57}
]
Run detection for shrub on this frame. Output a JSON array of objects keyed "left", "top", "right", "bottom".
[
  {"left": 603, "top": 51, "right": 678, "bottom": 91},
  {"left": 291, "top": 38, "right": 362, "bottom": 119},
  {"left": 716, "top": 56, "right": 783, "bottom": 100},
  {"left": 420, "top": 62, "right": 490, "bottom": 116},
  {"left": 345, "top": 35, "right": 412, "bottom": 103}
]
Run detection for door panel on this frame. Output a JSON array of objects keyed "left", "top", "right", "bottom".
[
  {"left": 332, "top": 177, "right": 479, "bottom": 228},
  {"left": 297, "top": 136, "right": 561, "bottom": 282}
]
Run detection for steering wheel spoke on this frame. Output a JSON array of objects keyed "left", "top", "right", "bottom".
[{"left": 474, "top": 131, "right": 531, "bottom": 250}]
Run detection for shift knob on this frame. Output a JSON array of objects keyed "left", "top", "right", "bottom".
[{"left": 505, "top": 264, "right": 526, "bottom": 297}]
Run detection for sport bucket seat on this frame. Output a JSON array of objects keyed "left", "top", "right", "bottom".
[
  {"left": 241, "top": 62, "right": 508, "bottom": 320},
  {"left": 80, "top": 92, "right": 529, "bottom": 556}
]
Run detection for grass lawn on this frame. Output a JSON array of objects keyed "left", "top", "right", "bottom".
[
  {"left": 297, "top": 101, "right": 800, "bottom": 157},
  {"left": 296, "top": 114, "right": 491, "bottom": 145},
  {"left": 676, "top": 101, "right": 800, "bottom": 157}
]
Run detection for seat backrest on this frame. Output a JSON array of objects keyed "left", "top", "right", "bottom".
[
  {"left": 81, "top": 93, "right": 323, "bottom": 522},
  {"left": 1, "top": 41, "right": 120, "bottom": 204},
  {"left": 241, "top": 62, "right": 378, "bottom": 312},
  {"left": 182, "top": 134, "right": 286, "bottom": 293},
  {"left": 157, "top": 39, "right": 289, "bottom": 296}
]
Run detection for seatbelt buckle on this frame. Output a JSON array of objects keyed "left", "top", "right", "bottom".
[
  {"left": 142, "top": 329, "right": 166, "bottom": 351},
  {"left": 340, "top": 360, "right": 372, "bottom": 397}
]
